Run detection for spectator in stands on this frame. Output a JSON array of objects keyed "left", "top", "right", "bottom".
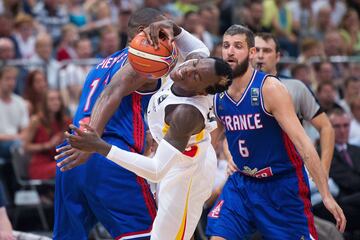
[
  {"left": 30, "top": 33, "right": 60, "bottom": 89},
  {"left": 182, "top": 11, "right": 214, "bottom": 51},
  {"left": 24, "top": 90, "right": 70, "bottom": 180},
  {"left": 59, "top": 37, "right": 93, "bottom": 116},
  {"left": 313, "top": 0, "right": 347, "bottom": 27},
  {"left": 263, "top": 0, "right": 298, "bottom": 56},
  {"left": 315, "top": 61, "right": 337, "bottom": 84},
  {"left": 32, "top": 0, "right": 69, "bottom": 43},
  {"left": 240, "top": 0, "right": 268, "bottom": 33},
  {"left": 339, "top": 8, "right": 360, "bottom": 55},
  {"left": 0, "top": 190, "right": 14, "bottom": 240},
  {"left": 287, "top": 0, "right": 315, "bottom": 39},
  {"left": 56, "top": 24, "right": 79, "bottom": 61},
  {"left": 79, "top": 0, "right": 113, "bottom": 35},
  {"left": 349, "top": 96, "right": 360, "bottom": 147},
  {"left": 13, "top": 13, "right": 36, "bottom": 60},
  {"left": 67, "top": 0, "right": 88, "bottom": 28},
  {"left": 314, "top": 108, "right": 360, "bottom": 232},
  {"left": 199, "top": 4, "right": 220, "bottom": 48},
  {"left": 339, "top": 77, "right": 360, "bottom": 114},
  {"left": 297, "top": 38, "right": 325, "bottom": 63},
  {"left": 0, "top": 38, "right": 15, "bottom": 61},
  {"left": 323, "top": 30, "right": 347, "bottom": 57},
  {"left": 117, "top": 6, "right": 132, "bottom": 50},
  {"left": 291, "top": 63, "right": 315, "bottom": 89},
  {"left": 96, "top": 26, "right": 119, "bottom": 59},
  {"left": 0, "top": 66, "right": 29, "bottom": 161},
  {"left": 0, "top": 14, "right": 17, "bottom": 53},
  {"left": 23, "top": 70, "right": 48, "bottom": 116},
  {"left": 313, "top": 6, "right": 334, "bottom": 41},
  {"left": 316, "top": 81, "right": 342, "bottom": 113}
]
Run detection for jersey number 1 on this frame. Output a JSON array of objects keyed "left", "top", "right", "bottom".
[
  {"left": 84, "top": 78, "right": 100, "bottom": 111},
  {"left": 239, "top": 140, "right": 249, "bottom": 157}
]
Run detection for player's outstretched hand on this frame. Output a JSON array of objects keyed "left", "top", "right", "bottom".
[
  {"left": 323, "top": 196, "right": 346, "bottom": 232},
  {"left": 143, "top": 19, "right": 180, "bottom": 49},
  {"left": 55, "top": 124, "right": 110, "bottom": 171}
]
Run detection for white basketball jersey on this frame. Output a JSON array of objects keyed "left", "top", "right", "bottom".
[
  {"left": 146, "top": 80, "right": 217, "bottom": 240},
  {"left": 147, "top": 79, "right": 217, "bottom": 155}
]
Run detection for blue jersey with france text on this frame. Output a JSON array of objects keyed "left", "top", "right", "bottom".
[
  {"left": 73, "top": 48, "right": 158, "bottom": 154},
  {"left": 214, "top": 70, "right": 304, "bottom": 178}
]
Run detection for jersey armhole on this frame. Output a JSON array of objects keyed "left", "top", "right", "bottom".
[{"left": 259, "top": 75, "right": 276, "bottom": 117}]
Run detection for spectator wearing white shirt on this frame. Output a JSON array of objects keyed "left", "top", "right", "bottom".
[{"left": 0, "top": 66, "right": 29, "bottom": 161}]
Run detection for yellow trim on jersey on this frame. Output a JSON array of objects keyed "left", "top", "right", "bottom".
[
  {"left": 175, "top": 178, "right": 193, "bottom": 240},
  {"left": 195, "top": 129, "right": 205, "bottom": 142},
  {"left": 162, "top": 123, "right": 170, "bottom": 135}
]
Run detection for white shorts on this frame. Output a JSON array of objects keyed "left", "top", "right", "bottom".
[{"left": 151, "top": 147, "right": 217, "bottom": 240}]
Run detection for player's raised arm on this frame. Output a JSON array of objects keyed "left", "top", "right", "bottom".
[{"left": 262, "top": 76, "right": 346, "bottom": 232}]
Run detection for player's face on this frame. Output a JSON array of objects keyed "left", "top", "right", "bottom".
[
  {"left": 222, "top": 34, "right": 254, "bottom": 71},
  {"left": 170, "top": 58, "right": 220, "bottom": 94},
  {"left": 330, "top": 114, "right": 351, "bottom": 145},
  {"left": 252, "top": 37, "right": 280, "bottom": 74}
]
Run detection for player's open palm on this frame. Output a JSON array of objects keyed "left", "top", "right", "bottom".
[{"left": 322, "top": 196, "right": 346, "bottom": 232}]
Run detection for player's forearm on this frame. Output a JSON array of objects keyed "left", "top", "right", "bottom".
[
  {"left": 90, "top": 88, "right": 122, "bottom": 135},
  {"left": 301, "top": 143, "right": 332, "bottom": 199},
  {"left": 174, "top": 28, "right": 210, "bottom": 59},
  {"left": 105, "top": 139, "right": 180, "bottom": 182},
  {"left": 318, "top": 124, "right": 335, "bottom": 176}
]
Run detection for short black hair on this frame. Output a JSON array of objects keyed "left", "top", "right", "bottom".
[
  {"left": 205, "top": 57, "right": 233, "bottom": 94},
  {"left": 255, "top": 32, "right": 280, "bottom": 53},
  {"left": 224, "top": 24, "right": 254, "bottom": 49},
  {"left": 127, "top": 8, "right": 165, "bottom": 39}
]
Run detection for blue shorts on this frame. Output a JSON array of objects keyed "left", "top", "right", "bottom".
[
  {"left": 53, "top": 138, "right": 156, "bottom": 240},
  {"left": 206, "top": 171, "right": 318, "bottom": 240}
]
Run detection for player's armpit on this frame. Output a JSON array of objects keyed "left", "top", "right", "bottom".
[{"left": 163, "top": 104, "right": 205, "bottom": 152}]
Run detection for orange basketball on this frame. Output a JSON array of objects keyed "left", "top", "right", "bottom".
[{"left": 128, "top": 32, "right": 178, "bottom": 79}]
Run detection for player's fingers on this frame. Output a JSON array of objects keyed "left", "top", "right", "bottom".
[
  {"left": 142, "top": 29, "right": 153, "bottom": 46},
  {"left": 57, "top": 153, "right": 79, "bottom": 168},
  {"left": 337, "top": 206, "right": 346, "bottom": 232},
  {"left": 55, "top": 148, "right": 77, "bottom": 161},
  {"left": 150, "top": 24, "right": 159, "bottom": 49},
  {"left": 60, "top": 159, "right": 81, "bottom": 172},
  {"left": 56, "top": 145, "right": 72, "bottom": 153},
  {"left": 69, "top": 124, "right": 85, "bottom": 136}
]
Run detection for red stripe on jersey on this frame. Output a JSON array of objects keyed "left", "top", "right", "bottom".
[
  {"left": 136, "top": 176, "right": 157, "bottom": 220},
  {"left": 132, "top": 93, "right": 144, "bottom": 153},
  {"left": 282, "top": 131, "right": 318, "bottom": 240}
]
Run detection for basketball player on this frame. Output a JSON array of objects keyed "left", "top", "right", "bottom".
[
  {"left": 53, "top": 8, "right": 210, "bottom": 240},
  {"left": 251, "top": 32, "right": 334, "bottom": 176},
  {"left": 206, "top": 25, "right": 346, "bottom": 239},
  {"left": 57, "top": 57, "right": 233, "bottom": 240}
]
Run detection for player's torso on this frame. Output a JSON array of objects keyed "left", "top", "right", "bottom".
[
  {"left": 147, "top": 80, "right": 216, "bottom": 163},
  {"left": 215, "top": 70, "right": 303, "bottom": 178},
  {"left": 73, "top": 49, "right": 129, "bottom": 126}
]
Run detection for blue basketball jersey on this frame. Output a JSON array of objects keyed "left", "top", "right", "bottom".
[
  {"left": 73, "top": 47, "right": 158, "bottom": 154},
  {"left": 214, "top": 70, "right": 304, "bottom": 178}
]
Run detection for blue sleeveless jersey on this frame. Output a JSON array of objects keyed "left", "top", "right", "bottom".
[
  {"left": 73, "top": 48, "right": 156, "bottom": 154},
  {"left": 214, "top": 70, "right": 304, "bottom": 178}
]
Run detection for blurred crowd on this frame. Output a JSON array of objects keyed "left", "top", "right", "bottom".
[{"left": 0, "top": 0, "right": 359, "bottom": 238}]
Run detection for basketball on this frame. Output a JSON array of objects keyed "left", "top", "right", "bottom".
[{"left": 128, "top": 32, "right": 178, "bottom": 79}]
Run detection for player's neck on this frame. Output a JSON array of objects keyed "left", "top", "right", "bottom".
[{"left": 233, "top": 66, "right": 254, "bottom": 89}]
